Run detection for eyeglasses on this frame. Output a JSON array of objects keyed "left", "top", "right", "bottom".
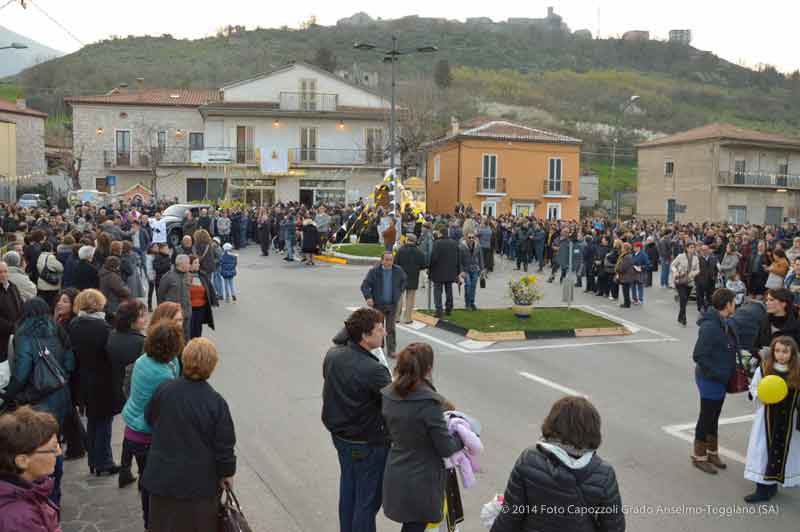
[{"left": 33, "top": 442, "right": 61, "bottom": 455}]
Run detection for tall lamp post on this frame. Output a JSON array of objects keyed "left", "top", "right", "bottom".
[
  {"left": 611, "top": 94, "right": 639, "bottom": 221},
  {"left": 354, "top": 36, "right": 437, "bottom": 214},
  {"left": 0, "top": 42, "right": 28, "bottom": 50}
]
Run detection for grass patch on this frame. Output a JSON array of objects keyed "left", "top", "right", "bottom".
[
  {"left": 0, "top": 85, "right": 19, "bottom": 103},
  {"left": 421, "top": 307, "right": 620, "bottom": 332},
  {"left": 334, "top": 243, "right": 385, "bottom": 258},
  {"left": 583, "top": 159, "right": 638, "bottom": 201}
]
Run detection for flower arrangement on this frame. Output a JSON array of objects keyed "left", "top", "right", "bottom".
[{"left": 508, "top": 275, "right": 543, "bottom": 306}]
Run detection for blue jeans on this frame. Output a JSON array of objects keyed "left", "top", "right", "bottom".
[
  {"left": 660, "top": 259, "right": 671, "bottom": 287},
  {"left": 331, "top": 436, "right": 388, "bottom": 532},
  {"left": 86, "top": 415, "right": 114, "bottom": 471},
  {"left": 464, "top": 270, "right": 480, "bottom": 308},
  {"left": 633, "top": 281, "right": 644, "bottom": 302},
  {"left": 212, "top": 270, "right": 223, "bottom": 298},
  {"left": 222, "top": 277, "right": 236, "bottom": 300},
  {"left": 286, "top": 239, "right": 295, "bottom": 260}
]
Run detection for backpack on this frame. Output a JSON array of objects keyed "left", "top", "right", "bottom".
[
  {"left": 39, "top": 255, "right": 62, "bottom": 286},
  {"left": 220, "top": 252, "right": 237, "bottom": 279}
]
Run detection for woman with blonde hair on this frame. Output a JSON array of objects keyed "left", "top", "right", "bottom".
[
  {"left": 616, "top": 242, "right": 635, "bottom": 309},
  {"left": 68, "top": 289, "right": 120, "bottom": 476},
  {"left": 144, "top": 338, "right": 236, "bottom": 532},
  {"left": 192, "top": 229, "right": 215, "bottom": 276}
]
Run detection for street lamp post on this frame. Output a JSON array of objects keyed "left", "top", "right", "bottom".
[
  {"left": 354, "top": 36, "right": 437, "bottom": 214},
  {"left": 611, "top": 94, "right": 640, "bottom": 221},
  {"left": 0, "top": 42, "right": 28, "bottom": 50}
]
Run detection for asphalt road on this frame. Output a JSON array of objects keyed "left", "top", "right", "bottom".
[{"left": 190, "top": 247, "right": 798, "bottom": 532}]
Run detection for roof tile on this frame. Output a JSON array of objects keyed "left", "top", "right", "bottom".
[
  {"left": 454, "top": 120, "right": 581, "bottom": 144},
  {"left": 0, "top": 100, "right": 48, "bottom": 119},
  {"left": 637, "top": 122, "right": 800, "bottom": 148},
  {"left": 65, "top": 88, "right": 220, "bottom": 108}
]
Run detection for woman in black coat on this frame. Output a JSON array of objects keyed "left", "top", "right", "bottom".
[
  {"left": 381, "top": 343, "right": 462, "bottom": 532},
  {"left": 68, "top": 288, "right": 120, "bottom": 476},
  {"left": 491, "top": 397, "right": 625, "bottom": 532},
  {"left": 143, "top": 338, "right": 236, "bottom": 532},
  {"left": 106, "top": 299, "right": 147, "bottom": 488},
  {"left": 301, "top": 219, "right": 320, "bottom": 265}
]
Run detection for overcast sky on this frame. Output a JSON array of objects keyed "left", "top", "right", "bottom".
[{"left": 3, "top": 0, "right": 799, "bottom": 73}]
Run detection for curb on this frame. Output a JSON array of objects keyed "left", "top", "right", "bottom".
[
  {"left": 328, "top": 252, "right": 381, "bottom": 266},
  {"left": 410, "top": 311, "right": 631, "bottom": 342},
  {"left": 313, "top": 254, "right": 347, "bottom": 265}
]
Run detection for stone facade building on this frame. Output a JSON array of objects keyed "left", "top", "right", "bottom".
[
  {"left": 66, "top": 61, "right": 392, "bottom": 205},
  {"left": 637, "top": 123, "right": 800, "bottom": 224},
  {"left": 0, "top": 99, "right": 47, "bottom": 179}
]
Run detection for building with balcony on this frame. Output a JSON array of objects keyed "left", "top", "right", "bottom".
[
  {"left": 669, "top": 29, "right": 692, "bottom": 45},
  {"left": 636, "top": 123, "right": 800, "bottom": 224},
  {"left": 424, "top": 120, "right": 582, "bottom": 219},
  {"left": 66, "top": 61, "right": 392, "bottom": 205}
]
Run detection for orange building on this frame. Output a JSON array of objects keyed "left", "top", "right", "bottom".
[{"left": 425, "top": 121, "right": 582, "bottom": 220}]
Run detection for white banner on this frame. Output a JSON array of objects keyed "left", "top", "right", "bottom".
[{"left": 261, "top": 147, "right": 289, "bottom": 174}]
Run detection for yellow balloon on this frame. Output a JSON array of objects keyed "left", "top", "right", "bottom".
[{"left": 758, "top": 374, "right": 789, "bottom": 405}]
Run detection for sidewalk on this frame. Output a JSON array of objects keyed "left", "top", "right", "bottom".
[{"left": 60, "top": 420, "right": 143, "bottom": 532}]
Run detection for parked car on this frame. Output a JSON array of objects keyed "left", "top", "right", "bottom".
[
  {"left": 162, "top": 203, "right": 211, "bottom": 247},
  {"left": 17, "top": 193, "right": 44, "bottom": 209}
]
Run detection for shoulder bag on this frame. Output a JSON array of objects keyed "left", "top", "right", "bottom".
[
  {"left": 218, "top": 487, "right": 253, "bottom": 532},
  {"left": 727, "top": 349, "right": 749, "bottom": 394},
  {"left": 19, "top": 339, "right": 68, "bottom": 403},
  {"left": 39, "top": 255, "right": 62, "bottom": 286}
]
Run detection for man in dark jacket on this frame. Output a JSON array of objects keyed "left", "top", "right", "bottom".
[
  {"left": 322, "top": 308, "right": 392, "bottom": 532},
  {"left": 582, "top": 235, "right": 597, "bottom": 293},
  {"left": 0, "top": 261, "right": 23, "bottom": 362},
  {"left": 360, "top": 252, "right": 407, "bottom": 357},
  {"left": 181, "top": 211, "right": 199, "bottom": 242},
  {"left": 394, "top": 234, "right": 426, "bottom": 324},
  {"left": 428, "top": 232, "right": 462, "bottom": 318}
]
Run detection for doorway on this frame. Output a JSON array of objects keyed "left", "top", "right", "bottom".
[
  {"left": 300, "top": 189, "right": 314, "bottom": 207},
  {"left": 512, "top": 203, "right": 533, "bottom": 217},
  {"left": 546, "top": 203, "right": 562, "bottom": 221}
]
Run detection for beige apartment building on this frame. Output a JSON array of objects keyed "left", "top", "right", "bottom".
[{"left": 637, "top": 123, "right": 800, "bottom": 224}]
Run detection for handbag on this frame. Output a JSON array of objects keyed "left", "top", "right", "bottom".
[
  {"left": 218, "top": 487, "right": 253, "bottom": 532},
  {"left": 24, "top": 339, "right": 68, "bottom": 403},
  {"left": 727, "top": 350, "right": 749, "bottom": 394},
  {"left": 479, "top": 272, "right": 486, "bottom": 289}
]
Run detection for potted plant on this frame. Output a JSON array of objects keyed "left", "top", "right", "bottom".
[{"left": 509, "top": 275, "right": 543, "bottom": 318}]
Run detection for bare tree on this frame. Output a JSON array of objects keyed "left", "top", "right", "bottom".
[
  {"left": 394, "top": 80, "right": 448, "bottom": 178},
  {"left": 134, "top": 121, "right": 182, "bottom": 199}
]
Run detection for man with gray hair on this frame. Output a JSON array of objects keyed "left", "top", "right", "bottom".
[
  {"left": 2, "top": 251, "right": 36, "bottom": 301},
  {"left": 74, "top": 245, "right": 99, "bottom": 290},
  {"left": 157, "top": 254, "right": 192, "bottom": 339},
  {"left": 0, "top": 260, "right": 22, "bottom": 362}
]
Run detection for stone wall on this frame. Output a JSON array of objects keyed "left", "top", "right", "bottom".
[{"left": 0, "top": 111, "right": 45, "bottom": 178}]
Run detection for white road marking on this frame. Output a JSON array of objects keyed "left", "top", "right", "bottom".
[
  {"left": 661, "top": 415, "right": 755, "bottom": 465},
  {"left": 458, "top": 339, "right": 496, "bottom": 350},
  {"left": 578, "top": 304, "right": 676, "bottom": 340},
  {"left": 519, "top": 371, "right": 586, "bottom": 397},
  {"left": 396, "top": 324, "right": 470, "bottom": 353},
  {"left": 405, "top": 321, "right": 427, "bottom": 330}
]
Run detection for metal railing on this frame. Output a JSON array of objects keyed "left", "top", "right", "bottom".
[
  {"left": 279, "top": 92, "right": 338, "bottom": 112},
  {"left": 476, "top": 177, "right": 507, "bottom": 194},
  {"left": 718, "top": 170, "right": 800, "bottom": 189},
  {"left": 543, "top": 179, "right": 573, "bottom": 195},
  {"left": 288, "top": 148, "right": 387, "bottom": 166},
  {"left": 104, "top": 147, "right": 259, "bottom": 168}
]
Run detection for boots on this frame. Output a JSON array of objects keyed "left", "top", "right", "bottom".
[
  {"left": 706, "top": 436, "right": 727, "bottom": 469},
  {"left": 744, "top": 483, "right": 777, "bottom": 503},
  {"left": 118, "top": 467, "right": 137, "bottom": 488},
  {"left": 691, "top": 440, "right": 717, "bottom": 475}
]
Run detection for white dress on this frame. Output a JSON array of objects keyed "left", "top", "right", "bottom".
[{"left": 744, "top": 367, "right": 800, "bottom": 487}]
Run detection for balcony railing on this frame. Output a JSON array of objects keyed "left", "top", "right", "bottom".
[
  {"left": 718, "top": 170, "right": 800, "bottom": 189},
  {"left": 279, "top": 92, "right": 338, "bottom": 112},
  {"left": 543, "top": 180, "right": 573, "bottom": 195},
  {"left": 476, "top": 177, "right": 507, "bottom": 194},
  {"left": 104, "top": 147, "right": 257, "bottom": 168},
  {"left": 288, "top": 148, "right": 388, "bottom": 166}
]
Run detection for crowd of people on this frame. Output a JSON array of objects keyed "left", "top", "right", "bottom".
[
  {"left": 0, "top": 198, "right": 239, "bottom": 532},
  {"left": 1, "top": 194, "right": 799, "bottom": 531}
]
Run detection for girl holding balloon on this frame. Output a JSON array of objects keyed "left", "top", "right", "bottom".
[{"left": 744, "top": 335, "right": 800, "bottom": 502}]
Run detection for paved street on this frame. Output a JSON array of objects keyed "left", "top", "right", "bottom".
[{"left": 62, "top": 247, "right": 799, "bottom": 532}]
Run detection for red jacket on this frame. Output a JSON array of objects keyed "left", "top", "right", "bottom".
[{"left": 0, "top": 475, "right": 61, "bottom": 532}]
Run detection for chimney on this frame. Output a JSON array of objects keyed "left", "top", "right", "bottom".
[
  {"left": 15, "top": 98, "right": 26, "bottom": 110},
  {"left": 450, "top": 116, "right": 460, "bottom": 136},
  {"left": 118, "top": 83, "right": 129, "bottom": 94}
]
